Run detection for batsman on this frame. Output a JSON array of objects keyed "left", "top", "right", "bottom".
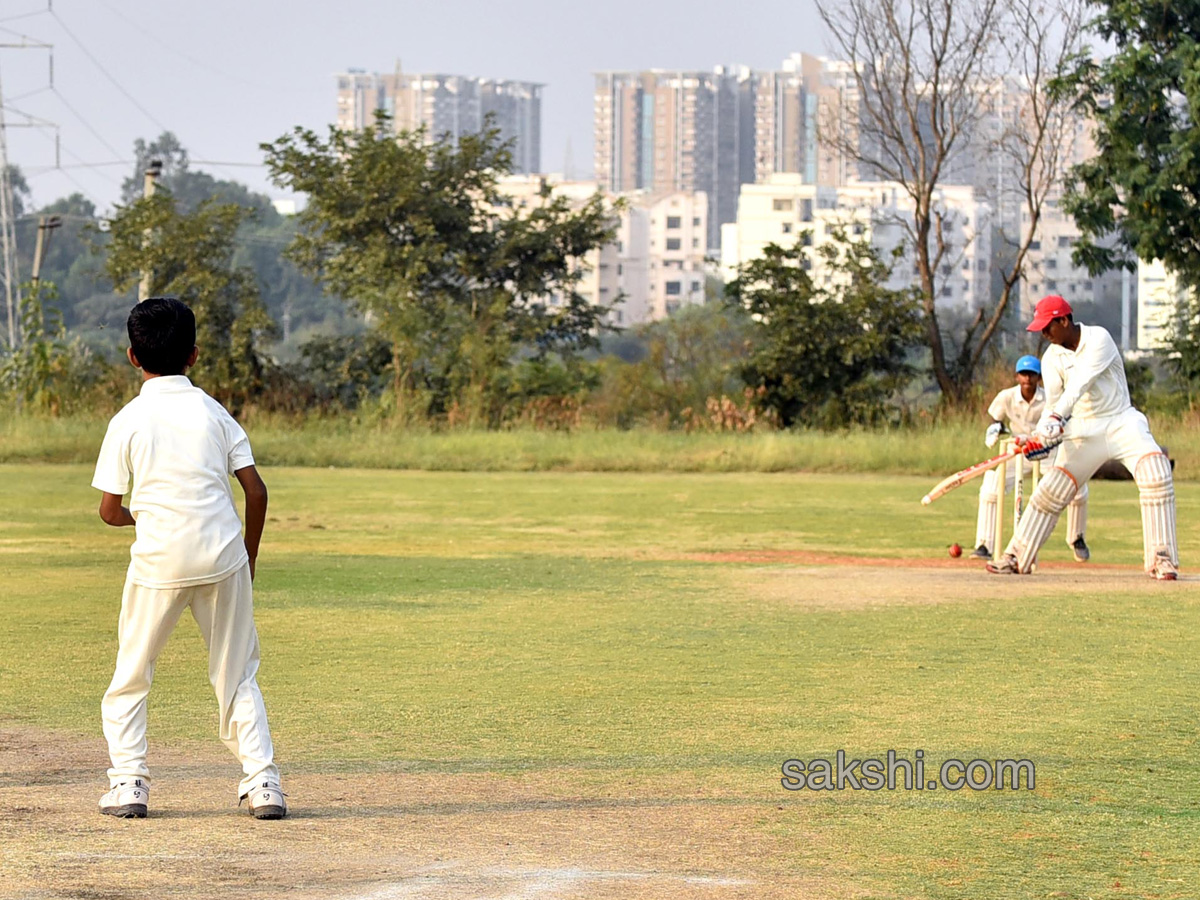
[{"left": 988, "top": 295, "right": 1179, "bottom": 579}]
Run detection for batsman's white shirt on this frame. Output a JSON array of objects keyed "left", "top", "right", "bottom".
[
  {"left": 987, "top": 385, "right": 1045, "bottom": 437},
  {"left": 92, "top": 375, "right": 254, "bottom": 588},
  {"left": 1040, "top": 324, "right": 1130, "bottom": 425}
]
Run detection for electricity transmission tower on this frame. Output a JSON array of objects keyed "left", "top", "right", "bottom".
[{"left": 0, "top": 33, "right": 56, "bottom": 348}]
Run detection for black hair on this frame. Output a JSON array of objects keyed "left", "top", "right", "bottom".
[{"left": 126, "top": 297, "right": 196, "bottom": 376}]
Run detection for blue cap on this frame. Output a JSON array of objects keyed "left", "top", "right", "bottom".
[{"left": 1015, "top": 355, "right": 1041, "bottom": 375}]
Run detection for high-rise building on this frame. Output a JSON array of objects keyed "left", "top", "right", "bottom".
[
  {"left": 335, "top": 67, "right": 542, "bottom": 173},
  {"left": 593, "top": 68, "right": 753, "bottom": 250},
  {"left": 594, "top": 57, "right": 874, "bottom": 251}
]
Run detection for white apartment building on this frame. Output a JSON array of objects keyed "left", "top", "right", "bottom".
[
  {"left": 496, "top": 176, "right": 710, "bottom": 326},
  {"left": 718, "top": 175, "right": 840, "bottom": 282},
  {"left": 721, "top": 174, "right": 991, "bottom": 310},
  {"left": 1019, "top": 202, "right": 1124, "bottom": 320},
  {"left": 1136, "top": 259, "right": 1186, "bottom": 350}
]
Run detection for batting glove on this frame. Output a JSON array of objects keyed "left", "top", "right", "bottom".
[
  {"left": 1033, "top": 413, "right": 1066, "bottom": 448},
  {"left": 984, "top": 422, "right": 1003, "bottom": 448},
  {"left": 1020, "top": 437, "right": 1052, "bottom": 461}
]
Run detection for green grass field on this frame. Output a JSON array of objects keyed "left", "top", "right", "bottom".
[
  {"left": 5, "top": 413, "right": 1200, "bottom": 478},
  {"left": 2, "top": 464, "right": 1198, "bottom": 898}
]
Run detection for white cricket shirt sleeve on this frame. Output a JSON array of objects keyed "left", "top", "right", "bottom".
[
  {"left": 1049, "top": 325, "right": 1130, "bottom": 421},
  {"left": 92, "top": 412, "right": 133, "bottom": 496},
  {"left": 986, "top": 390, "right": 1008, "bottom": 423},
  {"left": 224, "top": 413, "right": 256, "bottom": 473}
]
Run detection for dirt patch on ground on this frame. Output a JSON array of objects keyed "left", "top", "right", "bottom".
[
  {"left": 683, "top": 549, "right": 1136, "bottom": 570},
  {"left": 0, "top": 726, "right": 853, "bottom": 900},
  {"left": 684, "top": 552, "right": 1195, "bottom": 611}
]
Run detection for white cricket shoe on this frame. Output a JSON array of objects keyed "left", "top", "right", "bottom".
[
  {"left": 99, "top": 778, "right": 149, "bottom": 818},
  {"left": 1150, "top": 549, "right": 1178, "bottom": 582},
  {"left": 241, "top": 781, "right": 287, "bottom": 820},
  {"left": 985, "top": 554, "right": 1022, "bottom": 575}
]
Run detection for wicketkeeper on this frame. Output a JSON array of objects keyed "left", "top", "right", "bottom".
[
  {"left": 988, "top": 295, "right": 1178, "bottom": 579},
  {"left": 971, "top": 355, "right": 1089, "bottom": 562}
]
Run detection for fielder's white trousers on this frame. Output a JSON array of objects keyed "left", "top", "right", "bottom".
[{"left": 102, "top": 563, "right": 279, "bottom": 798}]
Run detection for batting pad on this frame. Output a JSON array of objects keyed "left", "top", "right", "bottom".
[
  {"left": 1065, "top": 482, "right": 1088, "bottom": 545},
  {"left": 1010, "top": 466, "right": 1076, "bottom": 573},
  {"left": 976, "top": 470, "right": 999, "bottom": 552},
  {"left": 1135, "top": 452, "right": 1177, "bottom": 571}
]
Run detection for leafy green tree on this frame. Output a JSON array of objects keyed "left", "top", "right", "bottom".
[
  {"left": 120, "top": 132, "right": 267, "bottom": 213},
  {"left": 0, "top": 281, "right": 98, "bottom": 414},
  {"left": 1165, "top": 294, "right": 1200, "bottom": 400},
  {"left": 262, "top": 115, "right": 616, "bottom": 424},
  {"left": 591, "top": 304, "right": 753, "bottom": 428},
  {"left": 103, "top": 190, "right": 275, "bottom": 412},
  {"left": 726, "top": 233, "right": 923, "bottom": 428},
  {"left": 1054, "top": 0, "right": 1200, "bottom": 287},
  {"left": 5, "top": 165, "right": 31, "bottom": 216}
]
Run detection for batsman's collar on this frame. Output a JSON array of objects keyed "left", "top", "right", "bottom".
[{"left": 1027, "top": 295, "right": 1072, "bottom": 332}]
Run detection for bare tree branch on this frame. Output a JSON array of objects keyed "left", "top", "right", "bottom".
[{"left": 816, "top": 0, "right": 1085, "bottom": 400}]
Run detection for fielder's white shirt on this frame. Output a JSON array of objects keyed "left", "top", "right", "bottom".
[
  {"left": 92, "top": 375, "right": 255, "bottom": 588},
  {"left": 1040, "top": 324, "right": 1131, "bottom": 423},
  {"left": 987, "top": 385, "right": 1045, "bottom": 437}
]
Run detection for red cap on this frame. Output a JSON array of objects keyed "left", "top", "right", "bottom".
[{"left": 1027, "top": 295, "right": 1073, "bottom": 332}]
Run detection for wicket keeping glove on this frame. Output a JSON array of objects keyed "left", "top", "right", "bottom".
[{"left": 985, "top": 422, "right": 1003, "bottom": 448}]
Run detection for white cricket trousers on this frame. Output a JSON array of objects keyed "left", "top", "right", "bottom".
[{"left": 102, "top": 563, "right": 279, "bottom": 798}]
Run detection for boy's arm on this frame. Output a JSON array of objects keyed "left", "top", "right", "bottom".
[
  {"left": 234, "top": 465, "right": 268, "bottom": 580},
  {"left": 98, "top": 492, "right": 135, "bottom": 527}
]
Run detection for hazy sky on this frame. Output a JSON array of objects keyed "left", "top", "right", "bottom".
[{"left": 0, "top": 0, "right": 828, "bottom": 214}]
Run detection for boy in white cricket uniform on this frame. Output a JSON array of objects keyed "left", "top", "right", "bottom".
[
  {"left": 988, "top": 295, "right": 1178, "bottom": 579},
  {"left": 92, "top": 298, "right": 286, "bottom": 818},
  {"left": 971, "top": 356, "right": 1089, "bottom": 561}
]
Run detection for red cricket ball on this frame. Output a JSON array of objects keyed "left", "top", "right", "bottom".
[{"left": 949, "top": 543, "right": 963, "bottom": 558}]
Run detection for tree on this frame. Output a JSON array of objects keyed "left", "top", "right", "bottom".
[
  {"left": 103, "top": 190, "right": 275, "bottom": 412},
  {"left": 591, "top": 303, "right": 753, "bottom": 428},
  {"left": 263, "top": 115, "right": 617, "bottom": 424},
  {"left": 5, "top": 165, "right": 31, "bottom": 217},
  {"left": 1165, "top": 293, "right": 1200, "bottom": 400},
  {"left": 1053, "top": 0, "right": 1200, "bottom": 291},
  {"left": 0, "top": 280, "right": 98, "bottom": 414},
  {"left": 816, "top": 0, "right": 1086, "bottom": 401},
  {"left": 725, "top": 233, "right": 923, "bottom": 428}
]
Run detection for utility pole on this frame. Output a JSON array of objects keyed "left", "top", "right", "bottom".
[
  {"left": 27, "top": 214, "right": 61, "bottom": 336},
  {"left": 31, "top": 214, "right": 61, "bottom": 285},
  {"left": 0, "top": 62, "right": 19, "bottom": 348},
  {"left": 138, "top": 159, "right": 163, "bottom": 302},
  {"left": 0, "top": 29, "right": 56, "bottom": 348}
]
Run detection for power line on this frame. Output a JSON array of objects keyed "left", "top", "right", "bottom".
[
  {"left": 0, "top": 10, "right": 47, "bottom": 27},
  {"left": 56, "top": 139, "right": 122, "bottom": 189},
  {"left": 90, "top": 0, "right": 316, "bottom": 96},
  {"left": 49, "top": 86, "right": 126, "bottom": 160},
  {"left": 49, "top": 8, "right": 172, "bottom": 136},
  {"left": 191, "top": 160, "right": 267, "bottom": 168},
  {"left": 28, "top": 159, "right": 129, "bottom": 170}
]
